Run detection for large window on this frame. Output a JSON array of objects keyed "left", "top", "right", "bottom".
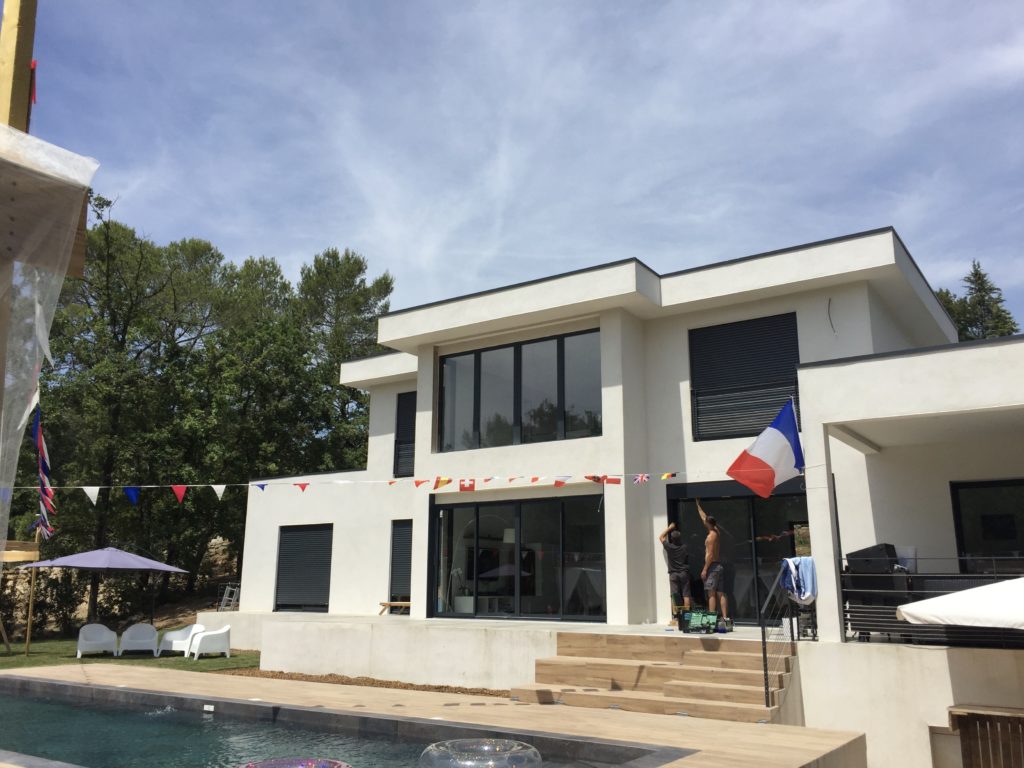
[
  {"left": 432, "top": 495, "right": 606, "bottom": 620},
  {"left": 689, "top": 313, "right": 800, "bottom": 441},
  {"left": 438, "top": 330, "right": 601, "bottom": 452},
  {"left": 952, "top": 480, "right": 1024, "bottom": 574}
]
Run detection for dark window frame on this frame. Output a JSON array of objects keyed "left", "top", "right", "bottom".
[
  {"left": 274, "top": 523, "right": 333, "bottom": 613},
  {"left": 393, "top": 391, "right": 417, "bottom": 477},
  {"left": 427, "top": 494, "right": 607, "bottom": 621},
  {"left": 950, "top": 478, "right": 1024, "bottom": 574},
  {"left": 437, "top": 329, "right": 601, "bottom": 452},
  {"left": 688, "top": 313, "right": 801, "bottom": 441}
]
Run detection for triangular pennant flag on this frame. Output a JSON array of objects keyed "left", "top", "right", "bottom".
[
  {"left": 210, "top": 484, "right": 226, "bottom": 500},
  {"left": 414, "top": 479, "right": 430, "bottom": 488},
  {"left": 604, "top": 476, "right": 622, "bottom": 485},
  {"left": 388, "top": 480, "right": 398, "bottom": 486},
  {"left": 294, "top": 482, "right": 309, "bottom": 492},
  {"left": 483, "top": 477, "right": 495, "bottom": 484},
  {"left": 171, "top": 485, "right": 188, "bottom": 504},
  {"left": 530, "top": 476, "right": 542, "bottom": 484},
  {"left": 585, "top": 474, "right": 603, "bottom": 484},
  {"left": 553, "top": 476, "right": 571, "bottom": 488},
  {"left": 434, "top": 476, "right": 452, "bottom": 490},
  {"left": 124, "top": 486, "right": 141, "bottom": 505},
  {"left": 660, "top": 472, "right": 677, "bottom": 480},
  {"left": 253, "top": 483, "right": 267, "bottom": 491},
  {"left": 507, "top": 476, "right": 520, "bottom": 483},
  {"left": 81, "top": 486, "right": 100, "bottom": 505}
]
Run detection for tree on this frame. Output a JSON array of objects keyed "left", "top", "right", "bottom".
[
  {"left": 295, "top": 248, "right": 393, "bottom": 472},
  {"left": 937, "top": 261, "right": 1019, "bottom": 341}
]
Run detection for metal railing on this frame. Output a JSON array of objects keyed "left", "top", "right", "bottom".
[
  {"left": 758, "top": 565, "right": 817, "bottom": 708},
  {"left": 840, "top": 555, "right": 1024, "bottom": 648}
]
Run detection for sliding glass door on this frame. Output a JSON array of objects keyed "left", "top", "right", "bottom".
[{"left": 433, "top": 495, "right": 606, "bottom": 620}]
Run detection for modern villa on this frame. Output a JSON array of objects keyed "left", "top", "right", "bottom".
[{"left": 203, "top": 227, "right": 1024, "bottom": 768}]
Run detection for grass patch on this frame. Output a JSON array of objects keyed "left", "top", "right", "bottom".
[{"left": 0, "top": 638, "right": 259, "bottom": 672}]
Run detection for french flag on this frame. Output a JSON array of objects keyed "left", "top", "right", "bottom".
[{"left": 726, "top": 399, "right": 804, "bottom": 498}]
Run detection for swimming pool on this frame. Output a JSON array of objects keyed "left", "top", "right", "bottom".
[{"left": 0, "top": 678, "right": 692, "bottom": 768}]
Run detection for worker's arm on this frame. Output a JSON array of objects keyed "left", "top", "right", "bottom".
[
  {"left": 696, "top": 499, "right": 708, "bottom": 523},
  {"left": 658, "top": 522, "right": 676, "bottom": 543}
]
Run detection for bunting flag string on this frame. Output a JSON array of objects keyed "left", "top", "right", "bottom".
[{"left": 1, "top": 464, "right": 820, "bottom": 503}]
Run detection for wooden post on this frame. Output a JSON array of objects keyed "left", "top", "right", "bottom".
[
  {"left": 0, "top": 0, "right": 37, "bottom": 132},
  {"left": 23, "top": 526, "right": 41, "bottom": 655}
]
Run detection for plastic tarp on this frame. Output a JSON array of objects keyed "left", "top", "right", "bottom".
[
  {"left": 0, "top": 124, "right": 99, "bottom": 556},
  {"left": 895, "top": 577, "right": 1024, "bottom": 630}
]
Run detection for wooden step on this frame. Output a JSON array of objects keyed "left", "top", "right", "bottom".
[
  {"left": 537, "top": 654, "right": 790, "bottom": 689},
  {"left": 681, "top": 649, "right": 787, "bottom": 672},
  {"left": 512, "top": 684, "right": 777, "bottom": 723},
  {"left": 536, "top": 656, "right": 697, "bottom": 692},
  {"left": 663, "top": 679, "right": 778, "bottom": 706},
  {"left": 556, "top": 632, "right": 793, "bottom": 661},
  {"left": 676, "top": 664, "right": 788, "bottom": 689}
]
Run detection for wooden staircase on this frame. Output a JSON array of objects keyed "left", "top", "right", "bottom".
[{"left": 510, "top": 632, "right": 796, "bottom": 723}]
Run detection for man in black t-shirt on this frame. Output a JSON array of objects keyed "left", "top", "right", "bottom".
[{"left": 659, "top": 522, "right": 691, "bottom": 621}]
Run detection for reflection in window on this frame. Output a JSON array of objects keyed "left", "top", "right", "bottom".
[
  {"left": 436, "top": 507, "right": 476, "bottom": 614},
  {"left": 437, "top": 330, "right": 602, "bottom": 452},
  {"left": 479, "top": 347, "right": 514, "bottom": 448},
  {"left": 953, "top": 481, "right": 1024, "bottom": 574},
  {"left": 440, "top": 354, "right": 475, "bottom": 451},
  {"left": 563, "top": 496, "right": 606, "bottom": 618},
  {"left": 563, "top": 332, "right": 602, "bottom": 439},
  {"left": 521, "top": 340, "right": 558, "bottom": 443}
]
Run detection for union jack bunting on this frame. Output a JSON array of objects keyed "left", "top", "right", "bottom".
[
  {"left": 29, "top": 405, "right": 56, "bottom": 539},
  {"left": 632, "top": 473, "right": 650, "bottom": 485}
]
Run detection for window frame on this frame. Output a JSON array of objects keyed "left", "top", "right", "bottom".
[
  {"left": 437, "top": 329, "right": 601, "bottom": 452},
  {"left": 950, "top": 478, "right": 1024, "bottom": 574}
]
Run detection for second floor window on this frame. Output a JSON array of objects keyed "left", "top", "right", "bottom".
[
  {"left": 439, "top": 330, "right": 601, "bottom": 452},
  {"left": 689, "top": 313, "right": 800, "bottom": 441}
]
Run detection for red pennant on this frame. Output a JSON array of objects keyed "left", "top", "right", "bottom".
[
  {"left": 414, "top": 479, "right": 430, "bottom": 488},
  {"left": 459, "top": 478, "right": 476, "bottom": 492},
  {"left": 530, "top": 476, "right": 540, "bottom": 483},
  {"left": 171, "top": 485, "right": 187, "bottom": 504},
  {"left": 604, "top": 476, "right": 622, "bottom": 485},
  {"left": 388, "top": 480, "right": 398, "bottom": 486},
  {"left": 553, "top": 478, "right": 567, "bottom": 488},
  {"left": 507, "top": 476, "right": 520, "bottom": 483},
  {"left": 294, "top": 482, "right": 309, "bottom": 492}
]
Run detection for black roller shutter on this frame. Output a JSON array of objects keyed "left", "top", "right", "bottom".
[
  {"left": 689, "top": 313, "right": 800, "bottom": 440},
  {"left": 275, "top": 524, "right": 332, "bottom": 612},
  {"left": 394, "top": 392, "right": 416, "bottom": 477},
  {"left": 389, "top": 520, "right": 413, "bottom": 612}
]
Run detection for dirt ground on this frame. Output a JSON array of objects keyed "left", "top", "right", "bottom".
[{"left": 215, "top": 667, "right": 510, "bottom": 698}]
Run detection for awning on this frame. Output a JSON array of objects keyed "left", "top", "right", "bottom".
[{"left": 896, "top": 577, "right": 1024, "bottom": 630}]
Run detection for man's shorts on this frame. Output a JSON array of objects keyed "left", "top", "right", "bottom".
[
  {"left": 669, "top": 570, "right": 691, "bottom": 602},
  {"left": 704, "top": 562, "right": 725, "bottom": 593}
]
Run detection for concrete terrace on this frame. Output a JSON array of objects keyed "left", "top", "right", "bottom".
[{"left": 0, "top": 664, "right": 865, "bottom": 768}]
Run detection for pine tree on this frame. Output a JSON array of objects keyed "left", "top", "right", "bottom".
[{"left": 936, "top": 260, "right": 1019, "bottom": 341}]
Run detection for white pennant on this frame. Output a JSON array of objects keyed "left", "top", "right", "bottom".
[
  {"left": 81, "top": 486, "right": 100, "bottom": 506},
  {"left": 210, "top": 484, "right": 226, "bottom": 500}
]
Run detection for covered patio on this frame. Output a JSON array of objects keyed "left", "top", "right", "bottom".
[{"left": 798, "top": 334, "right": 1024, "bottom": 646}]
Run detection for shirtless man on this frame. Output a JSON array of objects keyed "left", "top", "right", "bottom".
[{"left": 696, "top": 499, "right": 731, "bottom": 628}]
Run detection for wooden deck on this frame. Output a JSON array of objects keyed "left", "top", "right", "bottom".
[{"left": 0, "top": 665, "right": 865, "bottom": 768}]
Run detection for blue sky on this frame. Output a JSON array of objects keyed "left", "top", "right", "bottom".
[{"left": 20, "top": 1, "right": 1024, "bottom": 320}]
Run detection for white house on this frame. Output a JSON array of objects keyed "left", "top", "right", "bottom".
[{"left": 203, "top": 227, "right": 1024, "bottom": 768}]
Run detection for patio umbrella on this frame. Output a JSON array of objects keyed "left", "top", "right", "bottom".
[
  {"left": 18, "top": 547, "right": 187, "bottom": 654},
  {"left": 895, "top": 577, "right": 1024, "bottom": 630}
]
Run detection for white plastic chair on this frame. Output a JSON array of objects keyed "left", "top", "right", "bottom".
[
  {"left": 157, "top": 623, "right": 205, "bottom": 657},
  {"left": 117, "top": 623, "right": 158, "bottom": 657},
  {"left": 76, "top": 623, "right": 117, "bottom": 658},
  {"left": 189, "top": 625, "right": 230, "bottom": 659}
]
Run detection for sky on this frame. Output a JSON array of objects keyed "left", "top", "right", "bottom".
[{"left": 17, "top": 1, "right": 1024, "bottom": 320}]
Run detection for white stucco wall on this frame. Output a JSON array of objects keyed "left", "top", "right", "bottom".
[
  {"left": 799, "top": 642, "right": 1024, "bottom": 768},
  {"left": 238, "top": 477, "right": 420, "bottom": 615}
]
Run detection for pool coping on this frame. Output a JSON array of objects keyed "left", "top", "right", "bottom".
[{"left": 0, "top": 675, "right": 695, "bottom": 768}]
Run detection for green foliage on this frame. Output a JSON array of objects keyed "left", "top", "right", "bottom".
[
  {"left": 937, "top": 261, "right": 1019, "bottom": 341},
  {"left": 10, "top": 195, "right": 393, "bottom": 628}
]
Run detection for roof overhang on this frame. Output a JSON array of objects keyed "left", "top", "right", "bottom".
[
  {"left": 800, "top": 335, "right": 1024, "bottom": 450},
  {"left": 339, "top": 352, "right": 418, "bottom": 389},
  {"left": 376, "top": 228, "right": 955, "bottom": 353}
]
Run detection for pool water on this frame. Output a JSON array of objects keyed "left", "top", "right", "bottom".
[{"left": 0, "top": 695, "right": 427, "bottom": 768}]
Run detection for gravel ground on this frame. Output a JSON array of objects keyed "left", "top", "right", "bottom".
[{"left": 215, "top": 667, "right": 510, "bottom": 698}]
